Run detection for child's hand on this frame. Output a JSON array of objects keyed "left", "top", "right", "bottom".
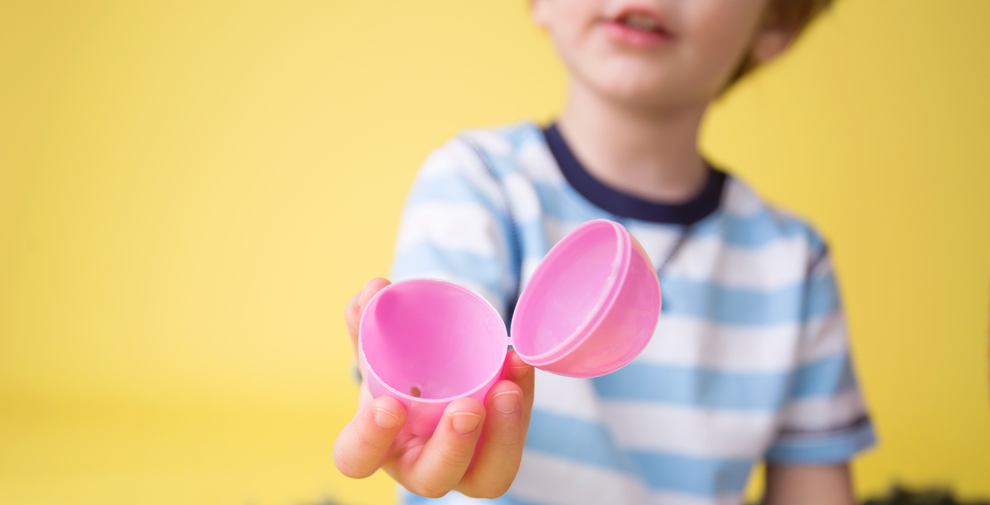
[{"left": 333, "top": 278, "right": 535, "bottom": 499}]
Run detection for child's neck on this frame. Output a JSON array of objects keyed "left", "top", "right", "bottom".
[{"left": 557, "top": 80, "right": 709, "bottom": 204}]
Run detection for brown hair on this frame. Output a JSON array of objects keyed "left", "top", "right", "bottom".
[{"left": 728, "top": 0, "right": 835, "bottom": 85}]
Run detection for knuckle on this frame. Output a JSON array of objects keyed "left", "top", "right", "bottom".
[
  {"left": 462, "top": 481, "right": 511, "bottom": 499},
  {"left": 490, "top": 428, "right": 525, "bottom": 449},
  {"left": 331, "top": 423, "right": 388, "bottom": 478},
  {"left": 408, "top": 476, "right": 450, "bottom": 499},
  {"left": 434, "top": 441, "right": 473, "bottom": 467},
  {"left": 333, "top": 444, "right": 370, "bottom": 478},
  {"left": 352, "top": 427, "right": 383, "bottom": 455}
]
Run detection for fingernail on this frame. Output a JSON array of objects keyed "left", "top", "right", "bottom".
[
  {"left": 374, "top": 408, "right": 399, "bottom": 429},
  {"left": 492, "top": 391, "right": 521, "bottom": 414},
  {"left": 509, "top": 366, "right": 530, "bottom": 379},
  {"left": 451, "top": 413, "right": 482, "bottom": 434}
]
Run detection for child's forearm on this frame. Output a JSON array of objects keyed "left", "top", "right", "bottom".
[{"left": 763, "top": 463, "right": 856, "bottom": 505}]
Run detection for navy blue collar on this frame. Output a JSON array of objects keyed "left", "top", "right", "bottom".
[{"left": 543, "top": 123, "right": 726, "bottom": 226}]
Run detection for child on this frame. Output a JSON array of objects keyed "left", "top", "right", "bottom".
[{"left": 334, "top": 0, "right": 875, "bottom": 504}]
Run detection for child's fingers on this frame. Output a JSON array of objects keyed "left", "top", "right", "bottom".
[
  {"left": 400, "top": 398, "right": 486, "bottom": 498},
  {"left": 344, "top": 278, "right": 391, "bottom": 354},
  {"left": 344, "top": 291, "right": 361, "bottom": 352},
  {"left": 456, "top": 380, "right": 526, "bottom": 498},
  {"left": 503, "top": 350, "right": 535, "bottom": 430},
  {"left": 333, "top": 396, "right": 406, "bottom": 479},
  {"left": 358, "top": 277, "right": 391, "bottom": 307}
]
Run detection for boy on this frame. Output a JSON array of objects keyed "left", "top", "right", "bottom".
[{"left": 334, "top": 0, "right": 875, "bottom": 503}]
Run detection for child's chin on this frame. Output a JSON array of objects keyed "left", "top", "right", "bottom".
[{"left": 589, "top": 71, "right": 688, "bottom": 107}]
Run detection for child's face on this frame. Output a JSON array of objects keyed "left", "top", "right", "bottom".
[{"left": 533, "top": 0, "right": 781, "bottom": 110}]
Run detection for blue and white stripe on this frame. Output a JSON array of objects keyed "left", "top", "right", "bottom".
[{"left": 392, "top": 121, "right": 874, "bottom": 505}]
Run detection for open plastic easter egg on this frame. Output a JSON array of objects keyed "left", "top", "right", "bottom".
[
  {"left": 358, "top": 279, "right": 509, "bottom": 436},
  {"left": 509, "top": 219, "right": 661, "bottom": 377},
  {"left": 358, "top": 219, "right": 661, "bottom": 436}
]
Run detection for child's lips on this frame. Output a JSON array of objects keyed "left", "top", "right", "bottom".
[
  {"left": 603, "top": 19, "right": 672, "bottom": 48},
  {"left": 602, "top": 7, "right": 673, "bottom": 48}
]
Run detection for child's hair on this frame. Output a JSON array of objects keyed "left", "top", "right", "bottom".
[{"left": 728, "top": 0, "right": 835, "bottom": 85}]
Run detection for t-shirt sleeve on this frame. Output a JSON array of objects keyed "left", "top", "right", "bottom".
[
  {"left": 389, "top": 137, "right": 519, "bottom": 320},
  {"left": 764, "top": 245, "right": 877, "bottom": 464}
]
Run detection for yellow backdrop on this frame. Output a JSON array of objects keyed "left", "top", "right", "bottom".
[{"left": 2, "top": 1, "right": 988, "bottom": 504}]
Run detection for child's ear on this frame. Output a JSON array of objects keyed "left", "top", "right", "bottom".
[{"left": 748, "top": 12, "right": 800, "bottom": 65}]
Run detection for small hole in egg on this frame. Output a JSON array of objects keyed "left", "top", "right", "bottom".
[{"left": 410, "top": 387, "right": 422, "bottom": 398}]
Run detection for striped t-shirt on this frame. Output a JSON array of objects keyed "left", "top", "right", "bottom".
[{"left": 391, "top": 121, "right": 875, "bottom": 505}]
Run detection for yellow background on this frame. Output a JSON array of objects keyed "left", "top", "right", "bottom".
[{"left": 2, "top": 1, "right": 988, "bottom": 504}]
